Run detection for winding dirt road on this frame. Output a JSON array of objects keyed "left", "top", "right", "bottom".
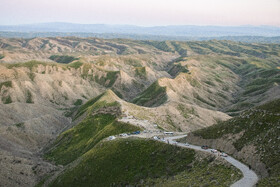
[
  {"left": 165, "top": 135, "right": 259, "bottom": 187},
  {"left": 119, "top": 114, "right": 259, "bottom": 186}
]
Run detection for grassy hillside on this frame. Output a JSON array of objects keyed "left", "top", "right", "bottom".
[
  {"left": 6, "top": 60, "right": 51, "bottom": 70},
  {"left": 45, "top": 91, "right": 140, "bottom": 165},
  {"left": 132, "top": 81, "right": 167, "bottom": 107},
  {"left": 49, "top": 138, "right": 241, "bottom": 187},
  {"left": 187, "top": 99, "right": 280, "bottom": 186},
  {"left": 94, "top": 70, "right": 119, "bottom": 88}
]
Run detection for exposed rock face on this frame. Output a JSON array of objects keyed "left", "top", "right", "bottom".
[
  {"left": 0, "top": 102, "right": 70, "bottom": 186},
  {"left": 92, "top": 106, "right": 122, "bottom": 117},
  {"left": 0, "top": 149, "right": 57, "bottom": 187}
]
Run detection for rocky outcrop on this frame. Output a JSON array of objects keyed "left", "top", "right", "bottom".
[{"left": 92, "top": 106, "right": 122, "bottom": 117}]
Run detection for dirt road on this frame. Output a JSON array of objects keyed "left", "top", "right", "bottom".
[{"left": 166, "top": 135, "right": 259, "bottom": 187}]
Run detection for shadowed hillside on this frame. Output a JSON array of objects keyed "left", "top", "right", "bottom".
[{"left": 180, "top": 99, "right": 280, "bottom": 186}]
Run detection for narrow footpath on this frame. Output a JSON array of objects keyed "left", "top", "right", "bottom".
[{"left": 165, "top": 135, "right": 259, "bottom": 187}]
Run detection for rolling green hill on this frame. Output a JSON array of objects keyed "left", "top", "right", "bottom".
[
  {"left": 47, "top": 138, "right": 241, "bottom": 187},
  {"left": 181, "top": 99, "right": 280, "bottom": 186},
  {"left": 42, "top": 89, "right": 241, "bottom": 186},
  {"left": 45, "top": 90, "right": 141, "bottom": 165},
  {"left": 132, "top": 81, "right": 167, "bottom": 107}
]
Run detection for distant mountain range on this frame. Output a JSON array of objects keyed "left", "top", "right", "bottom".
[
  {"left": 1, "top": 31, "right": 280, "bottom": 43},
  {"left": 0, "top": 22, "right": 280, "bottom": 37}
]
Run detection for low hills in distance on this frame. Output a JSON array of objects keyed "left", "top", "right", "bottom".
[{"left": 0, "top": 23, "right": 280, "bottom": 43}]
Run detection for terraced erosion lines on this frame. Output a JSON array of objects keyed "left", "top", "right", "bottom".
[{"left": 166, "top": 135, "right": 259, "bottom": 187}]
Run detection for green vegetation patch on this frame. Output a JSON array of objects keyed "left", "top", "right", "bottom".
[
  {"left": 0, "top": 54, "right": 4, "bottom": 59},
  {"left": 171, "top": 41, "right": 188, "bottom": 57},
  {"left": 196, "top": 41, "right": 240, "bottom": 57},
  {"left": 144, "top": 41, "right": 174, "bottom": 52},
  {"left": 192, "top": 99, "right": 280, "bottom": 184},
  {"left": 123, "top": 57, "right": 142, "bottom": 67},
  {"left": 94, "top": 71, "right": 119, "bottom": 87},
  {"left": 26, "top": 90, "right": 33, "bottom": 103},
  {"left": 50, "top": 138, "right": 196, "bottom": 186},
  {"left": 63, "top": 107, "right": 78, "bottom": 118},
  {"left": 243, "top": 71, "right": 280, "bottom": 96},
  {"left": 73, "top": 99, "right": 83, "bottom": 106},
  {"left": 49, "top": 55, "right": 79, "bottom": 64},
  {"left": 146, "top": 158, "right": 241, "bottom": 187},
  {"left": 111, "top": 88, "right": 123, "bottom": 99},
  {"left": 105, "top": 42, "right": 127, "bottom": 55},
  {"left": 14, "top": 122, "right": 24, "bottom": 128},
  {"left": 194, "top": 93, "right": 216, "bottom": 108},
  {"left": 2, "top": 95, "right": 12, "bottom": 104},
  {"left": 177, "top": 104, "right": 197, "bottom": 119},
  {"left": 6, "top": 60, "right": 49, "bottom": 70},
  {"left": 187, "top": 42, "right": 209, "bottom": 55},
  {"left": 45, "top": 113, "right": 140, "bottom": 165},
  {"left": 135, "top": 67, "right": 147, "bottom": 79},
  {"left": 67, "top": 61, "right": 83, "bottom": 69},
  {"left": 74, "top": 93, "right": 105, "bottom": 119},
  {"left": 219, "top": 41, "right": 267, "bottom": 59},
  {"left": 168, "top": 64, "right": 189, "bottom": 77},
  {"left": 258, "top": 176, "right": 280, "bottom": 187},
  {"left": 0, "top": 81, "right": 12, "bottom": 90},
  {"left": 81, "top": 63, "right": 92, "bottom": 78},
  {"left": 132, "top": 81, "right": 167, "bottom": 107}
]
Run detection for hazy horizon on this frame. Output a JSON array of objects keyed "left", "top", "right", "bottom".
[
  {"left": 1, "top": 0, "right": 280, "bottom": 27},
  {"left": 1, "top": 22, "right": 280, "bottom": 28}
]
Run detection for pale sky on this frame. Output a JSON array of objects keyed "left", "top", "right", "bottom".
[{"left": 1, "top": 0, "right": 280, "bottom": 26}]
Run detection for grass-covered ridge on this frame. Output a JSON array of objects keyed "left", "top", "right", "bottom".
[
  {"left": 132, "top": 81, "right": 167, "bottom": 107},
  {"left": 191, "top": 99, "right": 280, "bottom": 186},
  {"left": 49, "top": 55, "right": 79, "bottom": 64},
  {"left": 49, "top": 138, "right": 241, "bottom": 187},
  {"left": 45, "top": 90, "right": 141, "bottom": 165},
  {"left": 6, "top": 60, "right": 50, "bottom": 70}
]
